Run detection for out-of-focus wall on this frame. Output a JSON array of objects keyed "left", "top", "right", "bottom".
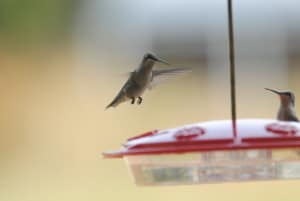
[{"left": 1, "top": 0, "right": 300, "bottom": 201}]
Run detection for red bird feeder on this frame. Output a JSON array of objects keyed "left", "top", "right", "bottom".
[{"left": 103, "top": 119, "right": 300, "bottom": 185}]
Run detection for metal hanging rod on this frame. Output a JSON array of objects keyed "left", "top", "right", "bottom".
[{"left": 227, "top": 0, "right": 237, "bottom": 139}]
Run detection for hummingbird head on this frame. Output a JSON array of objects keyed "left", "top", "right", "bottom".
[
  {"left": 143, "top": 53, "right": 169, "bottom": 65},
  {"left": 265, "top": 88, "right": 296, "bottom": 106}
]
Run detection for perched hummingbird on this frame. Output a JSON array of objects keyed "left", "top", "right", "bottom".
[
  {"left": 265, "top": 88, "right": 299, "bottom": 122},
  {"left": 106, "top": 53, "right": 190, "bottom": 109}
]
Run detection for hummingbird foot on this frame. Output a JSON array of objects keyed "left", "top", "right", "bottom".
[
  {"left": 137, "top": 97, "right": 143, "bottom": 105},
  {"left": 131, "top": 98, "right": 135, "bottom": 104}
]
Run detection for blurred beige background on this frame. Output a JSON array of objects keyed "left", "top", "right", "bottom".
[{"left": 1, "top": 0, "right": 300, "bottom": 201}]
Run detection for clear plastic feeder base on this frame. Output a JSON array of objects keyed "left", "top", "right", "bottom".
[{"left": 125, "top": 149, "right": 300, "bottom": 185}]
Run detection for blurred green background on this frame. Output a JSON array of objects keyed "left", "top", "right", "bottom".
[{"left": 1, "top": 0, "right": 300, "bottom": 201}]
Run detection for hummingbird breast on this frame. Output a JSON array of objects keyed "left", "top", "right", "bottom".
[
  {"left": 123, "top": 76, "right": 150, "bottom": 98},
  {"left": 136, "top": 71, "right": 152, "bottom": 87},
  {"left": 123, "top": 61, "right": 154, "bottom": 99},
  {"left": 277, "top": 106, "right": 299, "bottom": 121},
  {"left": 129, "top": 70, "right": 152, "bottom": 95}
]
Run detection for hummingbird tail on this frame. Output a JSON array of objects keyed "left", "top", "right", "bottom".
[
  {"left": 105, "top": 100, "right": 117, "bottom": 109},
  {"left": 105, "top": 93, "right": 127, "bottom": 109}
]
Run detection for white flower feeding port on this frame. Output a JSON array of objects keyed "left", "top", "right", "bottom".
[{"left": 103, "top": 0, "right": 300, "bottom": 185}]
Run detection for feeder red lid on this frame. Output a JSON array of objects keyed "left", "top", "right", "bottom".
[{"left": 103, "top": 119, "right": 300, "bottom": 158}]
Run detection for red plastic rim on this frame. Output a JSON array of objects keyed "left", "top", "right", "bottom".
[{"left": 103, "top": 119, "right": 300, "bottom": 158}]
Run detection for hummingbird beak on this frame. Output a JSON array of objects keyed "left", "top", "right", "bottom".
[
  {"left": 265, "top": 88, "right": 281, "bottom": 95},
  {"left": 154, "top": 56, "right": 170, "bottom": 65}
]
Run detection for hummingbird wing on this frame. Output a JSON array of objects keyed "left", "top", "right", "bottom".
[{"left": 149, "top": 67, "right": 191, "bottom": 89}]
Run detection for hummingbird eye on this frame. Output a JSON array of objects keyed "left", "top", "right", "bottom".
[
  {"left": 144, "top": 53, "right": 154, "bottom": 60},
  {"left": 285, "top": 92, "right": 293, "bottom": 98},
  {"left": 285, "top": 92, "right": 295, "bottom": 103}
]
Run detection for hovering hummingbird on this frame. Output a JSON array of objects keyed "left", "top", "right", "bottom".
[
  {"left": 106, "top": 53, "right": 190, "bottom": 109},
  {"left": 265, "top": 88, "right": 299, "bottom": 122}
]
